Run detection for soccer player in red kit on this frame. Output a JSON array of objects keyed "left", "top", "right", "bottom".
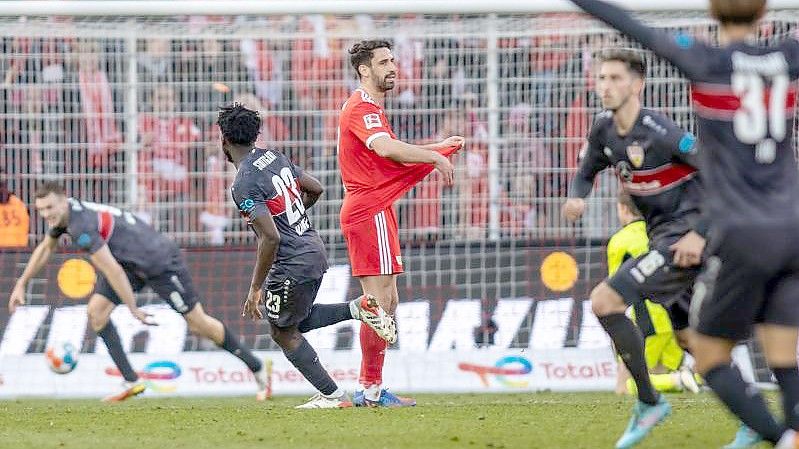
[{"left": 338, "top": 40, "right": 464, "bottom": 406}]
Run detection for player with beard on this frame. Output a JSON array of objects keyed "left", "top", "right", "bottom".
[
  {"left": 220, "top": 103, "right": 397, "bottom": 409},
  {"left": 562, "top": 49, "right": 705, "bottom": 448},
  {"left": 337, "top": 40, "right": 464, "bottom": 407},
  {"left": 568, "top": 1, "right": 799, "bottom": 447}
]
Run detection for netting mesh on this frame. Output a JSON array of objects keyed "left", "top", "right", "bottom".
[{"left": 1, "top": 11, "right": 797, "bottom": 385}]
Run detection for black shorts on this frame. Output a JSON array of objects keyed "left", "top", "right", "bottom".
[
  {"left": 632, "top": 295, "right": 690, "bottom": 335},
  {"left": 692, "top": 222, "right": 799, "bottom": 341},
  {"left": 262, "top": 276, "right": 322, "bottom": 328},
  {"left": 95, "top": 264, "right": 199, "bottom": 315},
  {"left": 607, "top": 235, "right": 700, "bottom": 316}
]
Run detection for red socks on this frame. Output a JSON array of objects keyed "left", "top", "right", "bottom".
[{"left": 359, "top": 322, "right": 387, "bottom": 387}]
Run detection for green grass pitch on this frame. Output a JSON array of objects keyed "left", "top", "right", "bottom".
[{"left": 0, "top": 393, "right": 768, "bottom": 449}]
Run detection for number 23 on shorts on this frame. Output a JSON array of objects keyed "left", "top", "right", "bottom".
[{"left": 265, "top": 291, "right": 282, "bottom": 316}]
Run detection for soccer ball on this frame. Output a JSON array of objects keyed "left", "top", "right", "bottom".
[{"left": 45, "top": 342, "right": 79, "bottom": 374}]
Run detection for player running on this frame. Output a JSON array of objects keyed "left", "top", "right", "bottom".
[
  {"left": 609, "top": 192, "right": 700, "bottom": 397},
  {"left": 569, "top": 1, "right": 799, "bottom": 448},
  {"left": 8, "top": 182, "right": 270, "bottom": 402},
  {"left": 561, "top": 49, "right": 705, "bottom": 448},
  {"left": 338, "top": 40, "right": 464, "bottom": 407},
  {"left": 219, "top": 103, "right": 396, "bottom": 409}
]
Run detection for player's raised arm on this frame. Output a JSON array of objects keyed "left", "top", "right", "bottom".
[
  {"left": 569, "top": 0, "right": 708, "bottom": 80},
  {"left": 8, "top": 234, "right": 59, "bottom": 313}
]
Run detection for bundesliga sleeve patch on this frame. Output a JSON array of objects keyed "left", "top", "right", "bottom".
[
  {"left": 76, "top": 233, "right": 93, "bottom": 249},
  {"left": 679, "top": 133, "right": 696, "bottom": 153},
  {"left": 363, "top": 113, "right": 383, "bottom": 130},
  {"left": 674, "top": 33, "right": 695, "bottom": 49}
]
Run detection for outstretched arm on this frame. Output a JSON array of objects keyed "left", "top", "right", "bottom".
[
  {"left": 8, "top": 235, "right": 59, "bottom": 313},
  {"left": 570, "top": 0, "right": 707, "bottom": 80},
  {"left": 90, "top": 244, "right": 153, "bottom": 325}
]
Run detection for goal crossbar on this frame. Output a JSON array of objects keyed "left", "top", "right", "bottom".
[{"left": 1, "top": 0, "right": 798, "bottom": 16}]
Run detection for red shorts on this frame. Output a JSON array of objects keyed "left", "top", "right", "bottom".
[{"left": 342, "top": 207, "right": 404, "bottom": 277}]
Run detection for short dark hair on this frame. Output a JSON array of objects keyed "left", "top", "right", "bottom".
[
  {"left": 598, "top": 49, "right": 647, "bottom": 78},
  {"left": 217, "top": 103, "right": 262, "bottom": 145},
  {"left": 35, "top": 181, "right": 66, "bottom": 199},
  {"left": 710, "top": 0, "right": 766, "bottom": 24},
  {"left": 349, "top": 39, "right": 392, "bottom": 78},
  {"left": 617, "top": 190, "right": 642, "bottom": 218}
]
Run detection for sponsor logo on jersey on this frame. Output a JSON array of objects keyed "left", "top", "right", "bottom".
[
  {"left": 621, "top": 163, "right": 698, "bottom": 196},
  {"left": 616, "top": 161, "right": 633, "bottom": 182},
  {"left": 239, "top": 198, "right": 255, "bottom": 213},
  {"left": 626, "top": 142, "right": 645, "bottom": 168}
]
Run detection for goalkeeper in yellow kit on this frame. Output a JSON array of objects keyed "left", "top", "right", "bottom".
[{"left": 609, "top": 192, "right": 700, "bottom": 395}]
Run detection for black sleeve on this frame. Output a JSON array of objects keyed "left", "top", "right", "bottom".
[
  {"left": 568, "top": 116, "right": 611, "bottom": 198},
  {"left": 660, "top": 117, "right": 699, "bottom": 168},
  {"left": 48, "top": 226, "right": 67, "bottom": 239},
  {"left": 693, "top": 212, "right": 710, "bottom": 237},
  {"left": 68, "top": 217, "right": 105, "bottom": 254},
  {"left": 658, "top": 119, "right": 708, "bottom": 236},
  {"left": 570, "top": 0, "right": 709, "bottom": 80},
  {"left": 651, "top": 115, "right": 708, "bottom": 235},
  {"left": 231, "top": 175, "right": 272, "bottom": 223}
]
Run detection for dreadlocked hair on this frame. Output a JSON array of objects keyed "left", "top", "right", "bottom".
[{"left": 217, "top": 103, "right": 262, "bottom": 145}]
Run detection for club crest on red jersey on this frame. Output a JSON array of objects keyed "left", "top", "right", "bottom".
[{"left": 626, "top": 142, "right": 644, "bottom": 168}]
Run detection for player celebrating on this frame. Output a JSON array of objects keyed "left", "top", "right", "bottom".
[
  {"left": 338, "top": 40, "right": 464, "bottom": 407},
  {"left": 8, "top": 182, "right": 270, "bottom": 402},
  {"left": 561, "top": 49, "right": 705, "bottom": 448},
  {"left": 569, "top": 1, "right": 799, "bottom": 448},
  {"left": 219, "top": 103, "right": 397, "bottom": 409}
]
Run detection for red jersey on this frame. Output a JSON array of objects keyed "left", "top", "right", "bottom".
[{"left": 338, "top": 89, "right": 461, "bottom": 227}]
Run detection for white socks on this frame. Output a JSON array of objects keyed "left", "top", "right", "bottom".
[
  {"left": 323, "top": 388, "right": 345, "bottom": 399},
  {"left": 349, "top": 299, "right": 361, "bottom": 320},
  {"left": 776, "top": 430, "right": 796, "bottom": 449},
  {"left": 364, "top": 384, "right": 382, "bottom": 401}
]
